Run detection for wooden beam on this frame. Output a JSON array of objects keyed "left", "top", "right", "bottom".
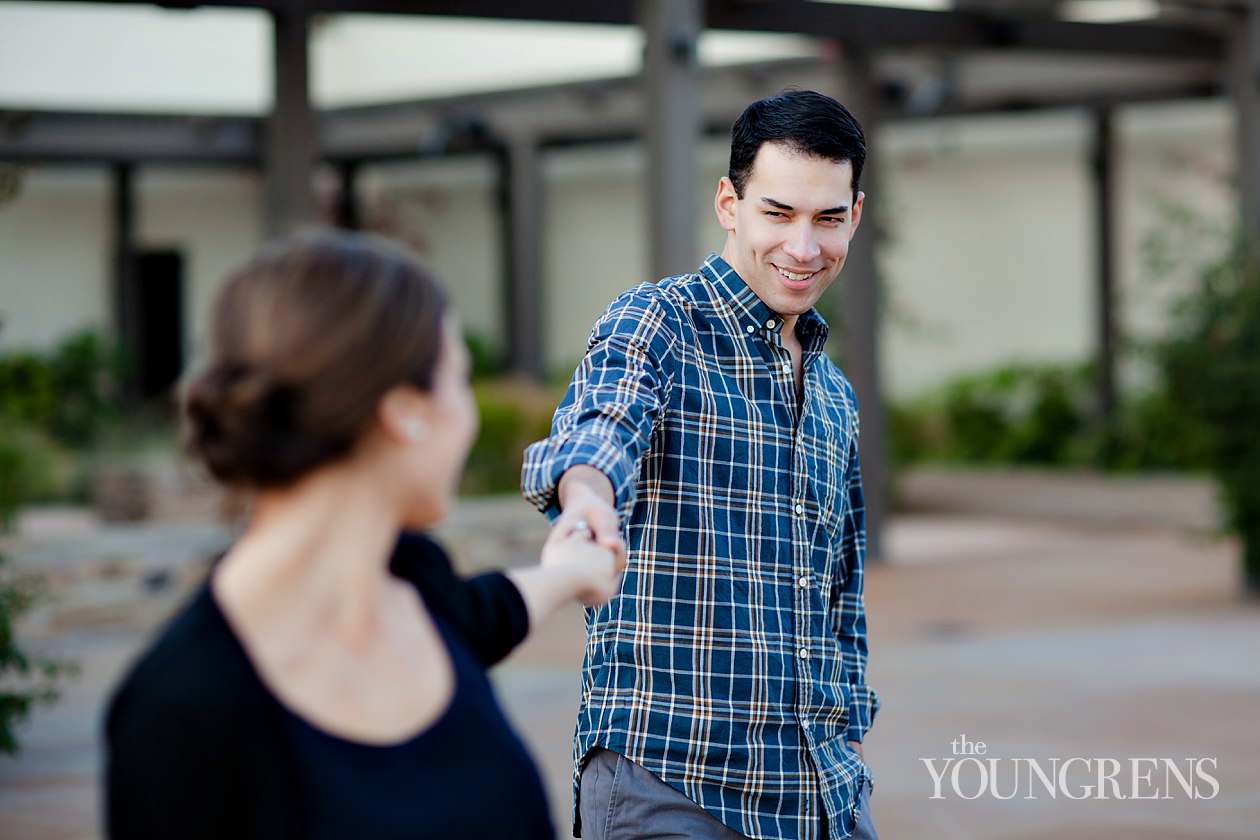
[
  {"left": 497, "top": 137, "right": 545, "bottom": 379},
  {"left": 29, "top": 0, "right": 1226, "bottom": 59},
  {"left": 837, "top": 46, "right": 887, "bottom": 561},
  {"left": 1231, "top": 2, "right": 1260, "bottom": 258},
  {"left": 640, "top": 0, "right": 702, "bottom": 279},
  {"left": 0, "top": 111, "right": 259, "bottom": 163},
  {"left": 111, "top": 162, "right": 140, "bottom": 403},
  {"left": 265, "top": 5, "right": 315, "bottom": 236},
  {"left": 0, "top": 57, "right": 1222, "bottom": 165},
  {"left": 1090, "top": 107, "right": 1119, "bottom": 463}
]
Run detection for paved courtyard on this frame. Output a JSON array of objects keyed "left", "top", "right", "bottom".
[{"left": 1, "top": 471, "right": 1257, "bottom": 839}]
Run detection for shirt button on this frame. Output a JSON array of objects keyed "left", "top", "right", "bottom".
[
  {"left": 782, "top": 361, "right": 792, "bottom": 373},
  {"left": 798, "top": 575, "right": 810, "bottom": 588},
  {"left": 745, "top": 324, "right": 755, "bottom": 334},
  {"left": 765, "top": 318, "right": 777, "bottom": 328},
  {"left": 794, "top": 503, "right": 804, "bottom": 515},
  {"left": 798, "top": 647, "right": 809, "bottom": 660}
]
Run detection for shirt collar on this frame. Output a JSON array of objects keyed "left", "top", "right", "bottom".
[{"left": 698, "top": 252, "right": 831, "bottom": 348}]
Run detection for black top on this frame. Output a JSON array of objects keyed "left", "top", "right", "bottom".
[
  {"left": 105, "top": 532, "right": 547, "bottom": 840},
  {"left": 278, "top": 613, "right": 552, "bottom": 840}
]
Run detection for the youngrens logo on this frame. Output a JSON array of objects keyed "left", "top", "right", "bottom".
[{"left": 922, "top": 735, "right": 1220, "bottom": 801}]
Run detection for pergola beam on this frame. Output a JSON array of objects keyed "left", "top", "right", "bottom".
[
  {"left": 0, "top": 110, "right": 260, "bottom": 162},
  {"left": 265, "top": 4, "right": 315, "bottom": 235},
  {"left": 640, "top": 0, "right": 702, "bottom": 278},
  {"left": 1232, "top": 1, "right": 1260, "bottom": 258},
  {"left": 28, "top": 0, "right": 1225, "bottom": 60},
  {"left": 2, "top": 55, "right": 1219, "bottom": 163},
  {"left": 837, "top": 45, "right": 886, "bottom": 560}
]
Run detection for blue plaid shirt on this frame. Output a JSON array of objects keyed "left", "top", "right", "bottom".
[{"left": 522, "top": 253, "right": 877, "bottom": 840}]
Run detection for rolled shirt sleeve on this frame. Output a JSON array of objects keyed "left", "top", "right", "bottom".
[{"left": 521, "top": 287, "right": 677, "bottom": 521}]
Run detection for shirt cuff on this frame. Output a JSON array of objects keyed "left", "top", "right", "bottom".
[
  {"left": 521, "top": 431, "right": 637, "bottom": 521},
  {"left": 846, "top": 684, "right": 880, "bottom": 744}
]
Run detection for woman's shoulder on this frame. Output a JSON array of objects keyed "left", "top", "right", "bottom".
[{"left": 106, "top": 585, "right": 264, "bottom": 733}]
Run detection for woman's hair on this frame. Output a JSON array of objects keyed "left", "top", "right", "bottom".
[{"left": 183, "top": 231, "right": 448, "bottom": 489}]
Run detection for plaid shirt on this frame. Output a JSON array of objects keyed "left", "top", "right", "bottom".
[{"left": 522, "top": 253, "right": 877, "bottom": 840}]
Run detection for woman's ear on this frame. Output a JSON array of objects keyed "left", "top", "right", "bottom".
[{"left": 377, "top": 386, "right": 430, "bottom": 445}]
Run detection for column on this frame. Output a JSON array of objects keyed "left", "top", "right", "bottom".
[{"left": 639, "top": 0, "right": 702, "bottom": 278}]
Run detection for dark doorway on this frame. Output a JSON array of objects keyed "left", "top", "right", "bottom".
[{"left": 123, "top": 250, "right": 185, "bottom": 402}]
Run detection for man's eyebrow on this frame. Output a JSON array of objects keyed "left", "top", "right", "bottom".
[{"left": 759, "top": 196, "right": 849, "bottom": 215}]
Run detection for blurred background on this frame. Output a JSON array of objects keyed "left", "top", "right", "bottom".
[{"left": 1, "top": 1, "right": 1257, "bottom": 838}]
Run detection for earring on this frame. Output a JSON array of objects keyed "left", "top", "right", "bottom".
[{"left": 406, "top": 419, "right": 428, "bottom": 442}]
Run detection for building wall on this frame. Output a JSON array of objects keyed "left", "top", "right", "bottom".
[
  {"left": 0, "top": 101, "right": 1238, "bottom": 400},
  {"left": 361, "top": 156, "right": 502, "bottom": 350},
  {"left": 879, "top": 111, "right": 1098, "bottom": 397},
  {"left": 135, "top": 166, "right": 263, "bottom": 364},
  {"left": 0, "top": 168, "right": 111, "bottom": 351}
]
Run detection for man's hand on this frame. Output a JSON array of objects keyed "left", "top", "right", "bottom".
[
  {"left": 541, "top": 523, "right": 626, "bottom": 606},
  {"left": 558, "top": 466, "right": 624, "bottom": 562}
]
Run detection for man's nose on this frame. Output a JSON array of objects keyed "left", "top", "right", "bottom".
[{"left": 783, "top": 224, "right": 821, "bottom": 262}]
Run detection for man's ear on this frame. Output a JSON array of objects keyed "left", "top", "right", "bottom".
[
  {"left": 714, "top": 176, "right": 739, "bottom": 232},
  {"left": 848, "top": 190, "right": 866, "bottom": 241},
  {"left": 377, "top": 386, "right": 429, "bottom": 445}
]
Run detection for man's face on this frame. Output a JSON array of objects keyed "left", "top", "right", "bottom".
[{"left": 715, "top": 141, "right": 864, "bottom": 320}]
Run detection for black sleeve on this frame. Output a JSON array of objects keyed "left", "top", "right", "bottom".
[
  {"left": 390, "top": 531, "right": 531, "bottom": 667},
  {"left": 105, "top": 672, "right": 236, "bottom": 839}
]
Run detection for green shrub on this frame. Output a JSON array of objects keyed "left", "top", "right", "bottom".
[
  {"left": 47, "top": 330, "right": 123, "bottom": 446},
  {"left": 0, "top": 352, "right": 56, "bottom": 431},
  {"left": 0, "top": 554, "right": 75, "bottom": 755},
  {"left": 1154, "top": 238, "right": 1260, "bottom": 592},
  {"left": 909, "top": 362, "right": 1092, "bottom": 466},
  {"left": 0, "top": 422, "right": 65, "bottom": 531},
  {"left": 464, "top": 331, "right": 507, "bottom": 381},
  {"left": 0, "top": 329, "right": 121, "bottom": 449},
  {"left": 889, "top": 360, "right": 1213, "bottom": 473},
  {"left": 461, "top": 379, "right": 563, "bottom": 496}
]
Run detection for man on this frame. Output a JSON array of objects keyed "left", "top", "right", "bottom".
[{"left": 522, "top": 90, "right": 879, "bottom": 840}]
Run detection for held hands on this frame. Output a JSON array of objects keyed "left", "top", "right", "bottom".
[
  {"left": 507, "top": 469, "right": 625, "bottom": 627},
  {"left": 556, "top": 466, "right": 624, "bottom": 558},
  {"left": 542, "top": 512, "right": 627, "bottom": 607}
]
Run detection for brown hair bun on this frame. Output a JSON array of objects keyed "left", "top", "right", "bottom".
[{"left": 182, "top": 231, "right": 447, "bottom": 489}]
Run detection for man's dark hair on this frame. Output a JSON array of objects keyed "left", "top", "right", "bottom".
[{"left": 727, "top": 89, "right": 865, "bottom": 198}]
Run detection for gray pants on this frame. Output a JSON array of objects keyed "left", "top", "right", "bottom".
[{"left": 579, "top": 748, "right": 879, "bottom": 840}]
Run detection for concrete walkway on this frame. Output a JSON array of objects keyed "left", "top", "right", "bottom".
[{"left": 1, "top": 473, "right": 1257, "bottom": 839}]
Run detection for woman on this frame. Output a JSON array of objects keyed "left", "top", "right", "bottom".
[{"left": 105, "top": 232, "right": 624, "bottom": 839}]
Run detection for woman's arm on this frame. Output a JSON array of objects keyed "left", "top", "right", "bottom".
[{"left": 392, "top": 527, "right": 622, "bottom": 667}]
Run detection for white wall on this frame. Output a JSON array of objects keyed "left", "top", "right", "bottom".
[
  {"left": 879, "top": 111, "right": 1098, "bottom": 397},
  {"left": 0, "top": 102, "right": 1239, "bottom": 402},
  {"left": 361, "top": 157, "right": 502, "bottom": 348},
  {"left": 0, "top": 165, "right": 260, "bottom": 365},
  {"left": 540, "top": 141, "right": 733, "bottom": 374},
  {"left": 136, "top": 167, "right": 263, "bottom": 362},
  {"left": 1115, "top": 100, "right": 1234, "bottom": 344},
  {"left": 0, "top": 168, "right": 111, "bottom": 352}
]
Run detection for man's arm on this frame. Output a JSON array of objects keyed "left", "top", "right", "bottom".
[{"left": 521, "top": 288, "right": 676, "bottom": 530}]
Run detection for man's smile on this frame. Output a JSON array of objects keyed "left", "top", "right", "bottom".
[{"left": 772, "top": 263, "right": 820, "bottom": 287}]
